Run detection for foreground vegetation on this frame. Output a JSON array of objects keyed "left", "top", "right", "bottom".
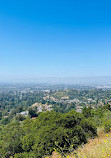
[
  {"left": 72, "top": 129, "right": 111, "bottom": 158},
  {"left": 47, "top": 129, "right": 111, "bottom": 158},
  {"left": 0, "top": 110, "right": 97, "bottom": 158},
  {"left": 1, "top": 85, "right": 111, "bottom": 158},
  {"left": 46, "top": 106, "right": 111, "bottom": 158},
  {"left": 0, "top": 104, "right": 111, "bottom": 157}
]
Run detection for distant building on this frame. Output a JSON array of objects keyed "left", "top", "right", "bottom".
[
  {"left": 31, "top": 117, "right": 37, "bottom": 119},
  {"left": 76, "top": 109, "right": 82, "bottom": 113},
  {"left": 17, "top": 111, "right": 29, "bottom": 117}
]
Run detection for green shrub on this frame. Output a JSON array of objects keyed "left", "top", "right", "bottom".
[
  {"left": 104, "top": 124, "right": 111, "bottom": 133},
  {"left": 0, "top": 110, "right": 97, "bottom": 158}
]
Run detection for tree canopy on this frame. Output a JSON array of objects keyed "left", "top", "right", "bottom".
[{"left": 0, "top": 110, "right": 97, "bottom": 158}]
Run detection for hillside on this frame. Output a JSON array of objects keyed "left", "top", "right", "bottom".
[
  {"left": 0, "top": 110, "right": 97, "bottom": 158},
  {"left": 1, "top": 86, "right": 111, "bottom": 157},
  {"left": 47, "top": 129, "right": 111, "bottom": 158}
]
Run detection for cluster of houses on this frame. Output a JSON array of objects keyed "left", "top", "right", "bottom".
[{"left": 16, "top": 102, "right": 53, "bottom": 118}]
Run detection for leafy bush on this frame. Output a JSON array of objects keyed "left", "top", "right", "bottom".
[
  {"left": 0, "top": 110, "right": 97, "bottom": 158},
  {"left": 104, "top": 124, "right": 111, "bottom": 133}
]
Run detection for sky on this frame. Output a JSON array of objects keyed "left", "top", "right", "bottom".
[{"left": 0, "top": 0, "right": 111, "bottom": 81}]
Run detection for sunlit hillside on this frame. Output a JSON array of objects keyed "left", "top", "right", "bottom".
[{"left": 46, "top": 129, "right": 111, "bottom": 158}]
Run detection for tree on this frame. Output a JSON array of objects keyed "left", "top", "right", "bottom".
[
  {"left": 28, "top": 108, "right": 38, "bottom": 118},
  {"left": 15, "top": 114, "right": 25, "bottom": 121},
  {"left": 82, "top": 107, "right": 94, "bottom": 118}
]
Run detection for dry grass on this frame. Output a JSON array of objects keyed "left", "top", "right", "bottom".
[
  {"left": 68, "top": 129, "right": 111, "bottom": 158},
  {"left": 45, "top": 152, "right": 61, "bottom": 158},
  {"left": 46, "top": 129, "right": 111, "bottom": 158}
]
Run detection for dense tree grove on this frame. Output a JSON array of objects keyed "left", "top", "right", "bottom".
[{"left": 0, "top": 110, "right": 97, "bottom": 158}]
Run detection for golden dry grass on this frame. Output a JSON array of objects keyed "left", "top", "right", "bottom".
[
  {"left": 46, "top": 129, "right": 111, "bottom": 158},
  {"left": 45, "top": 152, "right": 61, "bottom": 158}
]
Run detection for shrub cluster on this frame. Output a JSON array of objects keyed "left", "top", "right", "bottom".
[{"left": 0, "top": 110, "right": 97, "bottom": 158}]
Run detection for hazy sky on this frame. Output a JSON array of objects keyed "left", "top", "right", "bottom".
[{"left": 0, "top": 0, "right": 111, "bottom": 81}]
